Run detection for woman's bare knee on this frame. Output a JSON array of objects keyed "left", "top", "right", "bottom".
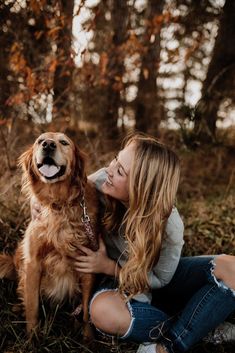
[
  {"left": 213, "top": 255, "right": 235, "bottom": 291},
  {"left": 90, "top": 291, "right": 131, "bottom": 335}
]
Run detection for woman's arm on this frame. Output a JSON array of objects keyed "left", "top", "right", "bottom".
[{"left": 149, "top": 207, "right": 184, "bottom": 288}]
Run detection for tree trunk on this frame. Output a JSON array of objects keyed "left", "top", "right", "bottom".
[
  {"left": 0, "top": 6, "right": 20, "bottom": 121},
  {"left": 0, "top": 41, "right": 12, "bottom": 120},
  {"left": 102, "top": 0, "right": 129, "bottom": 140},
  {"left": 134, "top": 0, "right": 165, "bottom": 133},
  {"left": 53, "top": 0, "right": 75, "bottom": 120},
  {"left": 193, "top": 0, "right": 235, "bottom": 144}
]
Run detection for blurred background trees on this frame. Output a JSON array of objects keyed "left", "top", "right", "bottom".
[{"left": 0, "top": 0, "right": 235, "bottom": 144}]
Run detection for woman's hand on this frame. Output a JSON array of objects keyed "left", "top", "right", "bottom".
[{"left": 74, "top": 236, "right": 120, "bottom": 277}]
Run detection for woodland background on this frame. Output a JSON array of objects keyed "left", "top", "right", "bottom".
[{"left": 0, "top": 0, "right": 235, "bottom": 352}]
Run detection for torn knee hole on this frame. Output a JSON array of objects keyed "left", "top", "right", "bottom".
[{"left": 210, "top": 257, "right": 235, "bottom": 295}]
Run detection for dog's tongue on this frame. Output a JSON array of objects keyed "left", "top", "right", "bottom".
[{"left": 39, "top": 164, "right": 60, "bottom": 178}]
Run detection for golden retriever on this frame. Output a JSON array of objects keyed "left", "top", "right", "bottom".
[{"left": 0, "top": 132, "right": 100, "bottom": 337}]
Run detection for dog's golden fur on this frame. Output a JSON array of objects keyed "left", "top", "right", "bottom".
[{"left": 0, "top": 132, "right": 100, "bottom": 336}]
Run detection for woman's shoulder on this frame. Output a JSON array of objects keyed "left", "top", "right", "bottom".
[{"left": 88, "top": 168, "right": 106, "bottom": 191}]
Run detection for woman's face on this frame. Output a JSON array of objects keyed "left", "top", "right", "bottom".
[{"left": 101, "top": 142, "right": 135, "bottom": 203}]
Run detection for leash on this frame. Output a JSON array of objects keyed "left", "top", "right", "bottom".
[
  {"left": 72, "top": 191, "right": 99, "bottom": 320},
  {"left": 80, "top": 195, "right": 99, "bottom": 251}
]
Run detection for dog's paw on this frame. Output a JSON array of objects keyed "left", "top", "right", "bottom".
[
  {"left": 83, "top": 322, "right": 94, "bottom": 342},
  {"left": 26, "top": 321, "right": 38, "bottom": 337}
]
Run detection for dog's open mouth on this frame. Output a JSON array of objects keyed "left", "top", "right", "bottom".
[{"left": 37, "top": 157, "right": 66, "bottom": 180}]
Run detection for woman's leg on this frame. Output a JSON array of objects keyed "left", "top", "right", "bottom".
[
  {"left": 213, "top": 254, "right": 235, "bottom": 290},
  {"left": 90, "top": 290, "right": 131, "bottom": 336},
  {"left": 158, "top": 255, "right": 235, "bottom": 352},
  {"left": 90, "top": 256, "right": 235, "bottom": 351},
  {"left": 153, "top": 256, "right": 216, "bottom": 313},
  {"left": 90, "top": 289, "right": 171, "bottom": 343}
]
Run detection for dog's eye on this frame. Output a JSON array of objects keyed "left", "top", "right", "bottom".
[
  {"left": 38, "top": 139, "right": 44, "bottom": 144},
  {"left": 60, "top": 140, "right": 69, "bottom": 146}
]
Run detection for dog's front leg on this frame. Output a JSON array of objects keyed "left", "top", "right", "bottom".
[
  {"left": 80, "top": 273, "right": 95, "bottom": 340},
  {"left": 24, "top": 260, "right": 41, "bottom": 335}
]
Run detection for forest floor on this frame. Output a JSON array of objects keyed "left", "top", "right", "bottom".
[{"left": 0, "top": 123, "right": 235, "bottom": 352}]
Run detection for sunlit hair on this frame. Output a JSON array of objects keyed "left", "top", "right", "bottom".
[{"left": 104, "top": 132, "right": 180, "bottom": 298}]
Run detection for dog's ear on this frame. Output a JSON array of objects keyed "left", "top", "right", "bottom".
[
  {"left": 18, "top": 146, "right": 33, "bottom": 172},
  {"left": 18, "top": 146, "right": 37, "bottom": 182},
  {"left": 72, "top": 145, "right": 87, "bottom": 187}
]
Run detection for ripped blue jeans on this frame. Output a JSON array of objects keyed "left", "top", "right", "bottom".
[{"left": 90, "top": 256, "right": 235, "bottom": 352}]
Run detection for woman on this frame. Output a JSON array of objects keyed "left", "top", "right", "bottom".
[{"left": 33, "top": 133, "right": 235, "bottom": 352}]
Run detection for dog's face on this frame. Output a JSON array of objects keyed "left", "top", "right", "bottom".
[
  {"left": 20, "top": 132, "right": 86, "bottom": 185},
  {"left": 33, "top": 132, "right": 74, "bottom": 183}
]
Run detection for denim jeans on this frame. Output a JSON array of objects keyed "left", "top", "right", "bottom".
[{"left": 90, "top": 256, "right": 235, "bottom": 352}]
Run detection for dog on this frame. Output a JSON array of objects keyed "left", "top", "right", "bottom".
[{"left": 0, "top": 132, "right": 100, "bottom": 337}]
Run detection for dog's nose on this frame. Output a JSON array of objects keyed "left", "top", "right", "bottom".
[{"left": 42, "top": 140, "right": 56, "bottom": 153}]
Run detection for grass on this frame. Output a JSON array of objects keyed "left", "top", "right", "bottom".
[{"left": 0, "top": 125, "right": 235, "bottom": 352}]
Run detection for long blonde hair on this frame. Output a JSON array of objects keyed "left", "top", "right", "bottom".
[{"left": 105, "top": 133, "right": 180, "bottom": 297}]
